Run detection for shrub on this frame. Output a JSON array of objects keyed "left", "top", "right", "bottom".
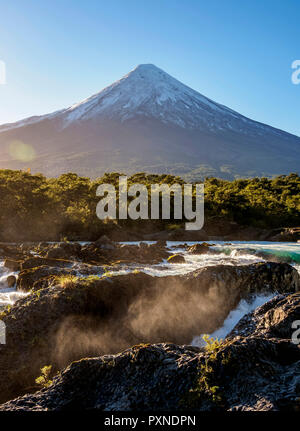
[{"left": 35, "top": 365, "right": 53, "bottom": 389}]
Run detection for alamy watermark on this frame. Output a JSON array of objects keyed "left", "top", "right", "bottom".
[
  {"left": 0, "top": 320, "right": 6, "bottom": 344},
  {"left": 0, "top": 61, "right": 6, "bottom": 85},
  {"left": 291, "top": 60, "right": 300, "bottom": 85},
  {"left": 291, "top": 320, "right": 300, "bottom": 344},
  {"left": 96, "top": 176, "right": 204, "bottom": 230}
]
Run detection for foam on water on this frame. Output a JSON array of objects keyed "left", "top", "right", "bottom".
[
  {"left": 209, "top": 241, "right": 300, "bottom": 263},
  {"left": 167, "top": 240, "right": 300, "bottom": 275},
  {"left": 0, "top": 261, "right": 27, "bottom": 309},
  {"left": 115, "top": 241, "right": 299, "bottom": 342},
  {"left": 99, "top": 250, "right": 264, "bottom": 278},
  {"left": 103, "top": 241, "right": 299, "bottom": 278},
  {"left": 1, "top": 241, "right": 299, "bottom": 313}
]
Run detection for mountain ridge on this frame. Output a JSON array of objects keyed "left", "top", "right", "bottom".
[{"left": 0, "top": 64, "right": 299, "bottom": 179}]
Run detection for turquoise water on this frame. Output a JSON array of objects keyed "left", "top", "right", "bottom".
[
  {"left": 117, "top": 241, "right": 300, "bottom": 277},
  {"left": 0, "top": 241, "right": 298, "bottom": 344},
  {"left": 208, "top": 241, "right": 300, "bottom": 264},
  {"left": 122, "top": 240, "right": 300, "bottom": 262}
]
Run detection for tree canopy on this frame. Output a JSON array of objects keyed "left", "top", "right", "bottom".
[{"left": 0, "top": 170, "right": 298, "bottom": 241}]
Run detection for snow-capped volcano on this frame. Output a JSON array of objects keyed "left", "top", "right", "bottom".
[
  {"left": 61, "top": 64, "right": 240, "bottom": 129},
  {"left": 0, "top": 64, "right": 299, "bottom": 179}
]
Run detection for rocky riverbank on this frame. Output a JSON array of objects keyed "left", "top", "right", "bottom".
[
  {"left": 0, "top": 239, "right": 299, "bottom": 410},
  {"left": 1, "top": 292, "right": 300, "bottom": 411}
]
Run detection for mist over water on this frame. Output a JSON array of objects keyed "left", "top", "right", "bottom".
[{"left": 0, "top": 262, "right": 27, "bottom": 310}]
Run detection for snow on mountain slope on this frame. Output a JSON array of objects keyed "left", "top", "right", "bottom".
[
  {"left": 0, "top": 64, "right": 285, "bottom": 134},
  {"left": 0, "top": 64, "right": 299, "bottom": 179},
  {"left": 62, "top": 64, "right": 242, "bottom": 128}
]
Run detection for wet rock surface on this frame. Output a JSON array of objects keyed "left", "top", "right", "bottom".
[
  {"left": 2, "top": 293, "right": 300, "bottom": 411},
  {"left": 4, "top": 258, "right": 22, "bottom": 272},
  {"left": 17, "top": 265, "right": 74, "bottom": 292},
  {"left": 268, "top": 227, "right": 300, "bottom": 242},
  {"left": 167, "top": 254, "right": 186, "bottom": 263},
  {"left": 0, "top": 261, "right": 298, "bottom": 406},
  {"left": 187, "top": 243, "right": 213, "bottom": 255},
  {"left": 6, "top": 275, "right": 16, "bottom": 287},
  {"left": 79, "top": 241, "right": 171, "bottom": 265}
]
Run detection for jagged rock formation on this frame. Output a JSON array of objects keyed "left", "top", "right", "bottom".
[
  {"left": 1, "top": 293, "right": 300, "bottom": 411},
  {"left": 0, "top": 64, "right": 299, "bottom": 179},
  {"left": 0, "top": 262, "right": 298, "bottom": 405}
]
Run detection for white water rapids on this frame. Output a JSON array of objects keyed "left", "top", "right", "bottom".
[{"left": 0, "top": 261, "right": 27, "bottom": 310}]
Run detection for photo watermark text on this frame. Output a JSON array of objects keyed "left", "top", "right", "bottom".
[{"left": 96, "top": 176, "right": 204, "bottom": 230}]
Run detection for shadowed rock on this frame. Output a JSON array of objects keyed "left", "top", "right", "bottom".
[
  {"left": 2, "top": 293, "right": 300, "bottom": 411},
  {"left": 0, "top": 262, "right": 298, "bottom": 405},
  {"left": 167, "top": 254, "right": 186, "bottom": 263}
]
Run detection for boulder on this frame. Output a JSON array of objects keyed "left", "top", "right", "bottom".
[
  {"left": 21, "top": 257, "right": 73, "bottom": 270},
  {"left": 0, "top": 343, "right": 200, "bottom": 411},
  {"left": 167, "top": 254, "right": 186, "bottom": 264},
  {"left": 0, "top": 244, "right": 27, "bottom": 261},
  {"left": 187, "top": 243, "right": 212, "bottom": 255},
  {"left": 269, "top": 227, "right": 300, "bottom": 242},
  {"left": 32, "top": 275, "right": 58, "bottom": 292},
  {"left": 3, "top": 259, "right": 21, "bottom": 272},
  {"left": 42, "top": 242, "right": 81, "bottom": 260},
  {"left": 2, "top": 293, "right": 300, "bottom": 411},
  {"left": 95, "top": 235, "right": 112, "bottom": 244},
  {"left": 17, "top": 266, "right": 74, "bottom": 292},
  {"left": 93, "top": 236, "right": 115, "bottom": 250},
  {"left": 156, "top": 240, "right": 167, "bottom": 248},
  {"left": 80, "top": 241, "right": 171, "bottom": 265},
  {"left": 228, "top": 292, "right": 300, "bottom": 340},
  {"left": 46, "top": 247, "right": 67, "bottom": 259},
  {"left": 6, "top": 275, "right": 16, "bottom": 288}
]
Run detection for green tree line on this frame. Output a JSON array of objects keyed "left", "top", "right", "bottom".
[{"left": 0, "top": 170, "right": 299, "bottom": 241}]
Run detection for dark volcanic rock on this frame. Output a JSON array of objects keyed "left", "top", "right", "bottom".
[
  {"left": 94, "top": 235, "right": 115, "bottom": 247},
  {"left": 17, "top": 265, "right": 74, "bottom": 292},
  {"left": 45, "top": 242, "right": 81, "bottom": 259},
  {"left": 80, "top": 241, "right": 171, "bottom": 265},
  {"left": 32, "top": 275, "right": 58, "bottom": 292},
  {"left": 187, "top": 243, "right": 212, "bottom": 255},
  {"left": 6, "top": 275, "right": 16, "bottom": 287},
  {"left": 2, "top": 293, "right": 300, "bottom": 411},
  {"left": 269, "top": 227, "right": 300, "bottom": 242},
  {"left": 4, "top": 258, "right": 21, "bottom": 272},
  {"left": 0, "top": 244, "right": 27, "bottom": 261},
  {"left": 0, "top": 344, "right": 201, "bottom": 411},
  {"left": 228, "top": 293, "right": 300, "bottom": 340},
  {"left": 21, "top": 257, "right": 73, "bottom": 270}
]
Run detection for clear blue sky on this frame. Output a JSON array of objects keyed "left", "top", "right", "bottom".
[{"left": 0, "top": 0, "right": 299, "bottom": 135}]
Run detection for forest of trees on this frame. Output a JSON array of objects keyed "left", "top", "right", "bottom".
[{"left": 0, "top": 169, "right": 299, "bottom": 241}]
